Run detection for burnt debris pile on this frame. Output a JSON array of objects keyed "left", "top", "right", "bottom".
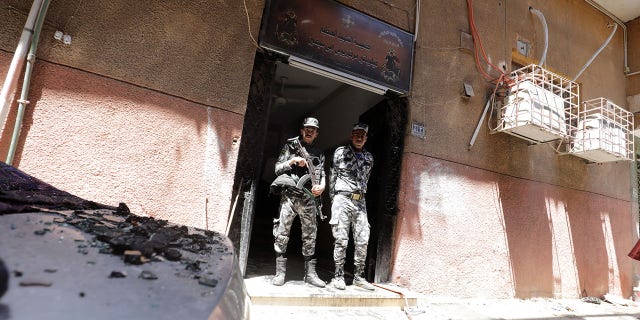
[{"left": 52, "top": 203, "right": 228, "bottom": 267}]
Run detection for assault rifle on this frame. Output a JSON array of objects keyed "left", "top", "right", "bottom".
[{"left": 292, "top": 138, "right": 326, "bottom": 220}]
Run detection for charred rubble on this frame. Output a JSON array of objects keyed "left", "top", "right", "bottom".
[{"left": 48, "top": 203, "right": 231, "bottom": 276}]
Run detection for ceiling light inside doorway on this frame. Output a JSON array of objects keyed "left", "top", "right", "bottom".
[{"left": 288, "top": 56, "right": 388, "bottom": 95}]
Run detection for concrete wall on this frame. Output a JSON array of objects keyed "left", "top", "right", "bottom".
[
  {"left": 0, "top": 0, "right": 259, "bottom": 230},
  {"left": 390, "top": 0, "right": 638, "bottom": 298}
]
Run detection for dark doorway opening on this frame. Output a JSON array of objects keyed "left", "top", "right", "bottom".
[{"left": 232, "top": 51, "right": 407, "bottom": 285}]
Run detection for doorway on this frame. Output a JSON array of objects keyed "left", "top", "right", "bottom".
[{"left": 232, "top": 51, "right": 407, "bottom": 284}]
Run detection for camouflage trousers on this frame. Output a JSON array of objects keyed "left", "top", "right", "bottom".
[
  {"left": 273, "top": 192, "right": 318, "bottom": 257},
  {"left": 330, "top": 194, "right": 370, "bottom": 268}
]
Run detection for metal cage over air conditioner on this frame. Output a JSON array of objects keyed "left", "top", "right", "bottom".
[
  {"left": 494, "top": 65, "right": 580, "bottom": 143},
  {"left": 567, "top": 98, "right": 634, "bottom": 163}
]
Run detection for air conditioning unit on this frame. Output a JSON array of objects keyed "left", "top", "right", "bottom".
[
  {"left": 568, "top": 98, "right": 634, "bottom": 163},
  {"left": 495, "top": 65, "right": 579, "bottom": 143}
]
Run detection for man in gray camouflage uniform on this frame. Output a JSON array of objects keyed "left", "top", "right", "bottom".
[
  {"left": 271, "top": 117, "right": 326, "bottom": 287},
  {"left": 329, "top": 123, "right": 375, "bottom": 290}
]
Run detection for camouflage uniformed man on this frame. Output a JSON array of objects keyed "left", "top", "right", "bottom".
[
  {"left": 329, "top": 123, "right": 375, "bottom": 290},
  {"left": 271, "top": 117, "right": 326, "bottom": 287}
]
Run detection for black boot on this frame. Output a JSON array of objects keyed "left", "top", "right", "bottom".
[
  {"left": 304, "top": 256, "right": 326, "bottom": 288},
  {"left": 353, "top": 264, "right": 374, "bottom": 290},
  {"left": 272, "top": 256, "right": 287, "bottom": 286}
]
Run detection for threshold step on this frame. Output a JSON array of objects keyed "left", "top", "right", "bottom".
[{"left": 245, "top": 276, "right": 421, "bottom": 308}]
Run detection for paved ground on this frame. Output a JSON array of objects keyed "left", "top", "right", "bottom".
[
  {"left": 249, "top": 295, "right": 640, "bottom": 320},
  {"left": 408, "top": 296, "right": 640, "bottom": 320}
]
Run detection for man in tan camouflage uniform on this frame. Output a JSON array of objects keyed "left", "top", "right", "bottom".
[
  {"left": 329, "top": 123, "right": 375, "bottom": 290},
  {"left": 271, "top": 117, "right": 326, "bottom": 287}
]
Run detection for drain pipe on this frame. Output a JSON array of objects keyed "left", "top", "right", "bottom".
[
  {"left": 0, "top": 0, "right": 45, "bottom": 137},
  {"left": 529, "top": 7, "right": 549, "bottom": 67},
  {"left": 573, "top": 23, "right": 617, "bottom": 81},
  {"left": 584, "top": 0, "right": 631, "bottom": 74},
  {"left": 414, "top": 0, "right": 420, "bottom": 43},
  {"left": 6, "top": 0, "right": 51, "bottom": 165}
]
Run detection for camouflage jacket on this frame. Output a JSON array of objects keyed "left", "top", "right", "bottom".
[
  {"left": 330, "top": 144, "right": 373, "bottom": 199},
  {"left": 274, "top": 136, "right": 326, "bottom": 188}
]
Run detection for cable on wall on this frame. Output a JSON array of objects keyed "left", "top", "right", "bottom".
[
  {"left": 529, "top": 7, "right": 548, "bottom": 67},
  {"left": 573, "top": 23, "right": 617, "bottom": 81},
  {"left": 466, "top": 0, "right": 511, "bottom": 149},
  {"left": 466, "top": 0, "right": 506, "bottom": 83},
  {"left": 243, "top": 0, "right": 261, "bottom": 50}
]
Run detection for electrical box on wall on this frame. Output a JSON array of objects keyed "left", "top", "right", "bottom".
[{"left": 516, "top": 40, "right": 530, "bottom": 56}]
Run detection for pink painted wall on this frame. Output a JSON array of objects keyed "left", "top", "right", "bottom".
[
  {"left": 392, "top": 153, "right": 636, "bottom": 298},
  {"left": 0, "top": 54, "right": 243, "bottom": 231}
]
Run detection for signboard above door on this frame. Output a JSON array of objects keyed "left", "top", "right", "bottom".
[{"left": 259, "top": 0, "right": 415, "bottom": 95}]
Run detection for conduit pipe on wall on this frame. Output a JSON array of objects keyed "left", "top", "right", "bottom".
[
  {"left": 529, "top": 7, "right": 549, "bottom": 67},
  {"left": 0, "top": 0, "right": 45, "bottom": 136},
  {"left": 414, "top": 0, "right": 420, "bottom": 43},
  {"left": 584, "top": 0, "right": 631, "bottom": 74},
  {"left": 6, "top": 0, "right": 51, "bottom": 165},
  {"left": 573, "top": 24, "right": 618, "bottom": 81}
]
